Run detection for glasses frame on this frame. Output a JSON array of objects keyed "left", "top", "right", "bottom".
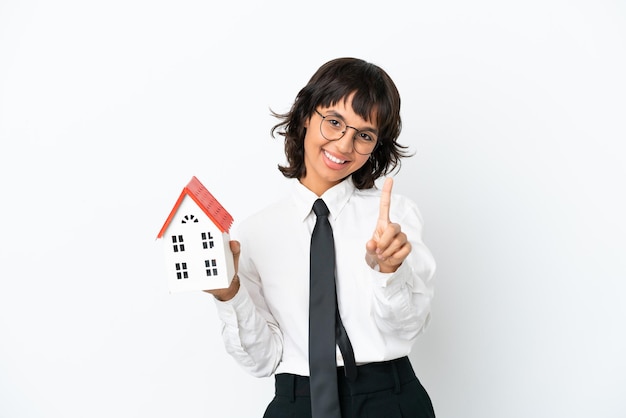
[{"left": 314, "top": 109, "right": 379, "bottom": 155}]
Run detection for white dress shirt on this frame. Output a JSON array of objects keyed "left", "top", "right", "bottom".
[{"left": 213, "top": 177, "right": 436, "bottom": 378}]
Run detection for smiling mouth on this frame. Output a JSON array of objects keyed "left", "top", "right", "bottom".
[{"left": 324, "top": 150, "right": 347, "bottom": 164}]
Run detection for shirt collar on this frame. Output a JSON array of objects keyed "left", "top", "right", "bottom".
[{"left": 291, "top": 177, "right": 356, "bottom": 222}]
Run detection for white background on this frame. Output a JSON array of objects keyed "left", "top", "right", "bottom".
[{"left": 1, "top": 1, "right": 625, "bottom": 417}]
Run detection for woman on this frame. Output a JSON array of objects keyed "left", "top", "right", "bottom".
[{"left": 207, "top": 57, "right": 436, "bottom": 418}]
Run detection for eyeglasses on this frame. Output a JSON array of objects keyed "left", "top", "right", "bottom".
[{"left": 314, "top": 109, "right": 378, "bottom": 155}]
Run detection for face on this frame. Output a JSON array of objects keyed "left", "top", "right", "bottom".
[{"left": 300, "top": 94, "right": 377, "bottom": 196}]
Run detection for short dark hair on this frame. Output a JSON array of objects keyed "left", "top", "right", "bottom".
[{"left": 271, "top": 57, "right": 412, "bottom": 189}]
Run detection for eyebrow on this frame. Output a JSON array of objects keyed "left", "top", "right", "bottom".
[{"left": 323, "top": 109, "right": 379, "bottom": 134}]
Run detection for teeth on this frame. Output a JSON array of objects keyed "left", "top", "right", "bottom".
[{"left": 324, "top": 150, "right": 346, "bottom": 164}]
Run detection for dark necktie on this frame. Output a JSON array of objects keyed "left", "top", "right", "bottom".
[{"left": 309, "top": 199, "right": 357, "bottom": 418}]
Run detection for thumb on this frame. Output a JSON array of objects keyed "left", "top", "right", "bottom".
[
  {"left": 364, "top": 239, "right": 379, "bottom": 268},
  {"left": 229, "top": 240, "right": 240, "bottom": 255},
  {"left": 365, "top": 238, "right": 377, "bottom": 255},
  {"left": 229, "top": 240, "right": 240, "bottom": 271}
]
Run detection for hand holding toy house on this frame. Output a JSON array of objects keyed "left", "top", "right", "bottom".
[{"left": 156, "top": 176, "right": 235, "bottom": 293}]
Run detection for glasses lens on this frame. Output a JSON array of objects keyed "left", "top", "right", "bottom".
[
  {"left": 320, "top": 117, "right": 346, "bottom": 140},
  {"left": 353, "top": 132, "right": 378, "bottom": 155}
]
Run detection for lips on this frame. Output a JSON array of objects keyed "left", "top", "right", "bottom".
[{"left": 324, "top": 150, "right": 347, "bottom": 164}]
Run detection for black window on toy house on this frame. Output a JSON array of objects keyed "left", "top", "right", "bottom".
[
  {"left": 175, "top": 262, "right": 189, "bottom": 280},
  {"left": 172, "top": 235, "right": 185, "bottom": 252},
  {"left": 201, "top": 232, "right": 215, "bottom": 249},
  {"left": 181, "top": 214, "right": 199, "bottom": 224},
  {"left": 205, "top": 259, "right": 218, "bottom": 277}
]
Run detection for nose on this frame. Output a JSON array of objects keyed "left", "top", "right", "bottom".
[{"left": 335, "top": 127, "right": 358, "bottom": 153}]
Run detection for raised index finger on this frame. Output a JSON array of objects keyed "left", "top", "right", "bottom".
[{"left": 378, "top": 177, "right": 393, "bottom": 222}]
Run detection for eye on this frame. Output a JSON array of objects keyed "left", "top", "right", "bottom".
[
  {"left": 357, "top": 132, "right": 377, "bottom": 143},
  {"left": 325, "top": 118, "right": 345, "bottom": 131}
]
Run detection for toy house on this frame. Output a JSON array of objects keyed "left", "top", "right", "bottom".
[{"left": 156, "top": 176, "right": 235, "bottom": 293}]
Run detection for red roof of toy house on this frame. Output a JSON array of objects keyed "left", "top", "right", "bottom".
[{"left": 157, "top": 176, "right": 234, "bottom": 238}]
